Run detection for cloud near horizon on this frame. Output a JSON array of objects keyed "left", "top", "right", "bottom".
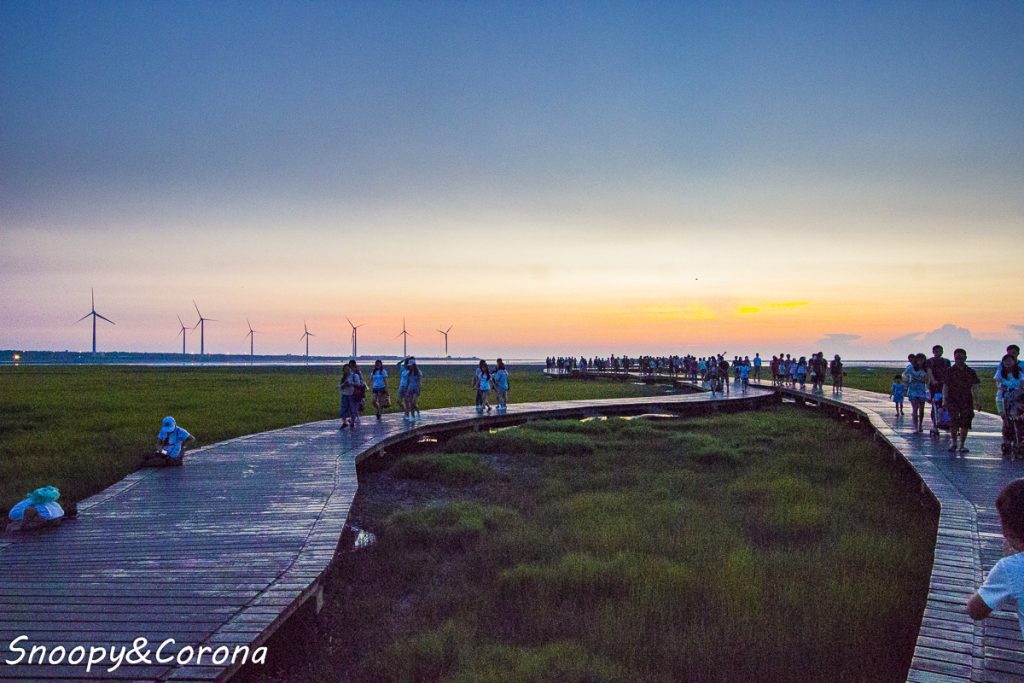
[{"left": 816, "top": 324, "right": 1022, "bottom": 360}]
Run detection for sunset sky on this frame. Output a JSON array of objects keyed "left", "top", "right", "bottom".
[{"left": 2, "top": 1, "right": 1022, "bottom": 359}]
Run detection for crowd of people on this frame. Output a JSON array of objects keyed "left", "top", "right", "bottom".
[
  {"left": 548, "top": 343, "right": 1023, "bottom": 456},
  {"left": 334, "top": 356, "right": 513, "bottom": 429}
]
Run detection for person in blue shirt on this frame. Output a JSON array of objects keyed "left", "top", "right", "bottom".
[
  {"left": 493, "top": 358, "right": 510, "bottom": 412},
  {"left": 142, "top": 416, "right": 194, "bottom": 467},
  {"left": 753, "top": 353, "right": 762, "bottom": 383},
  {"left": 370, "top": 359, "right": 389, "bottom": 421},
  {"left": 891, "top": 374, "right": 906, "bottom": 416},
  {"left": 403, "top": 358, "right": 422, "bottom": 421},
  {"left": 474, "top": 360, "right": 493, "bottom": 414}
]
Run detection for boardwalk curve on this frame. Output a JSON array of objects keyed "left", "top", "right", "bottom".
[{"left": 0, "top": 385, "right": 774, "bottom": 682}]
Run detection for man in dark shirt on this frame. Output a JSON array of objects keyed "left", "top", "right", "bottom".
[
  {"left": 943, "top": 348, "right": 981, "bottom": 455},
  {"left": 926, "top": 344, "right": 952, "bottom": 435}
]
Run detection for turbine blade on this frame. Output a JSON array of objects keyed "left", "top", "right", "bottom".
[
  {"left": 95, "top": 313, "right": 115, "bottom": 325},
  {"left": 193, "top": 300, "right": 201, "bottom": 317},
  {"left": 74, "top": 312, "right": 92, "bottom": 324},
  {"left": 446, "top": 325, "right": 453, "bottom": 333},
  {"left": 177, "top": 314, "right": 185, "bottom": 326},
  {"left": 91, "top": 288, "right": 95, "bottom": 310}
]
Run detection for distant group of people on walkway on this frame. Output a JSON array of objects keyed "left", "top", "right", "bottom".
[
  {"left": 548, "top": 343, "right": 1022, "bottom": 456},
  {"left": 546, "top": 352, "right": 844, "bottom": 395},
  {"left": 334, "top": 357, "right": 513, "bottom": 428},
  {"left": 338, "top": 357, "right": 423, "bottom": 428}
]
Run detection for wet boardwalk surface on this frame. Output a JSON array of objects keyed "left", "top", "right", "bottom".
[{"left": 0, "top": 385, "right": 774, "bottom": 681}]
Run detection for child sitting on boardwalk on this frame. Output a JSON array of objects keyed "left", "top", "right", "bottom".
[
  {"left": 968, "top": 478, "right": 1024, "bottom": 637},
  {"left": 6, "top": 486, "right": 65, "bottom": 532},
  {"left": 142, "top": 416, "right": 194, "bottom": 467}
]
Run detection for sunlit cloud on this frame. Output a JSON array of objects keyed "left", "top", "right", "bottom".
[{"left": 737, "top": 302, "right": 809, "bottom": 315}]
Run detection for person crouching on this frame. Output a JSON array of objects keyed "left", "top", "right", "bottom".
[{"left": 142, "top": 416, "right": 194, "bottom": 467}]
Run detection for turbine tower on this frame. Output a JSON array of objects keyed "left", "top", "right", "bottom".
[
  {"left": 437, "top": 324, "right": 453, "bottom": 358},
  {"left": 191, "top": 300, "right": 216, "bottom": 356},
  {"left": 245, "top": 319, "right": 258, "bottom": 360},
  {"left": 176, "top": 315, "right": 188, "bottom": 356},
  {"left": 300, "top": 321, "right": 315, "bottom": 359},
  {"left": 75, "top": 288, "right": 115, "bottom": 354},
  {"left": 346, "top": 317, "right": 364, "bottom": 358},
  {"left": 396, "top": 318, "right": 411, "bottom": 357}
]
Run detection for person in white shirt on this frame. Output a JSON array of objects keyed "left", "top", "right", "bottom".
[{"left": 969, "top": 479, "right": 1024, "bottom": 637}]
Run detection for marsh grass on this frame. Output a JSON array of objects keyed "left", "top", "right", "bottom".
[
  {"left": 250, "top": 406, "right": 936, "bottom": 682},
  {"left": 392, "top": 453, "right": 494, "bottom": 485},
  {"left": 0, "top": 364, "right": 660, "bottom": 507}
]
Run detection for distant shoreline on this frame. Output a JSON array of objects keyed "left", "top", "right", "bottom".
[{"left": 0, "top": 350, "right": 1000, "bottom": 369}]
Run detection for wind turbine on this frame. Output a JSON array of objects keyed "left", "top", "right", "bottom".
[
  {"left": 346, "top": 317, "right": 364, "bottom": 358},
  {"left": 300, "top": 321, "right": 315, "bottom": 359},
  {"left": 176, "top": 315, "right": 188, "bottom": 356},
  {"left": 191, "top": 300, "right": 216, "bottom": 355},
  {"left": 75, "top": 288, "right": 115, "bottom": 353},
  {"left": 396, "top": 318, "right": 411, "bottom": 357},
  {"left": 437, "top": 324, "right": 453, "bottom": 358},
  {"left": 245, "top": 319, "right": 258, "bottom": 360}
]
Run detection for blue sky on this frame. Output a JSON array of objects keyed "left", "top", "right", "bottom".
[{"left": 2, "top": 1, "right": 1022, "bottom": 356}]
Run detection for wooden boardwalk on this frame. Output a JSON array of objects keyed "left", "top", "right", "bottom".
[{"left": 0, "top": 385, "right": 775, "bottom": 682}]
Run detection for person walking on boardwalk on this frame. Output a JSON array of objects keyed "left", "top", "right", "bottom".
[
  {"left": 943, "top": 348, "right": 981, "bottom": 454},
  {"left": 809, "top": 352, "right": 826, "bottom": 393},
  {"left": 371, "top": 359, "right": 389, "bottom": 422},
  {"left": 926, "top": 345, "right": 952, "bottom": 437},
  {"left": 403, "top": 357, "right": 422, "bottom": 421},
  {"left": 493, "top": 358, "right": 510, "bottom": 412},
  {"left": 339, "top": 361, "right": 362, "bottom": 430},
  {"left": 891, "top": 374, "right": 906, "bottom": 416},
  {"left": 830, "top": 355, "right": 844, "bottom": 394},
  {"left": 904, "top": 353, "right": 929, "bottom": 433},
  {"left": 397, "top": 357, "right": 411, "bottom": 413},
  {"left": 995, "top": 353, "right": 1022, "bottom": 455},
  {"left": 995, "top": 345, "right": 1022, "bottom": 446},
  {"left": 474, "top": 360, "right": 493, "bottom": 414}
]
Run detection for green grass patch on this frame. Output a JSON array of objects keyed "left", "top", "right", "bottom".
[
  {"left": 252, "top": 405, "right": 936, "bottom": 682},
  {"left": 444, "top": 427, "right": 594, "bottom": 457},
  {"left": 0, "top": 364, "right": 659, "bottom": 507},
  {"left": 384, "top": 501, "right": 518, "bottom": 550},
  {"left": 392, "top": 453, "right": 493, "bottom": 485}
]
